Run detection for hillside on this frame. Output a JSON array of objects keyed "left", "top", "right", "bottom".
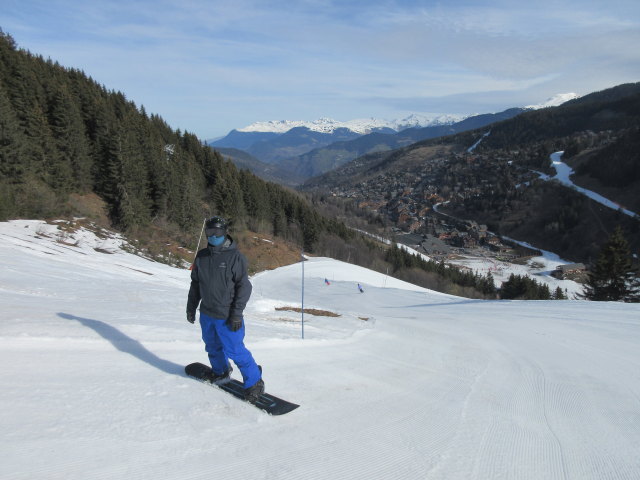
[
  {"left": 281, "top": 108, "right": 526, "bottom": 181},
  {"left": 212, "top": 146, "right": 305, "bottom": 185},
  {"left": 2, "top": 219, "right": 639, "bottom": 479},
  {"left": 0, "top": 31, "right": 349, "bottom": 257},
  {"left": 303, "top": 83, "right": 640, "bottom": 264},
  {"left": 568, "top": 126, "right": 640, "bottom": 214},
  {"left": 479, "top": 83, "right": 640, "bottom": 150},
  {"left": 239, "top": 126, "right": 363, "bottom": 165}
]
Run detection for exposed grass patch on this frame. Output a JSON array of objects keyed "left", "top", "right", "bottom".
[
  {"left": 275, "top": 306, "right": 341, "bottom": 317},
  {"left": 236, "top": 232, "right": 303, "bottom": 275}
]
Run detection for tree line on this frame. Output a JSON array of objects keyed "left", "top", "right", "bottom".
[
  {"left": 500, "top": 274, "right": 566, "bottom": 300},
  {"left": 384, "top": 244, "right": 498, "bottom": 299},
  {"left": 0, "top": 30, "right": 347, "bottom": 253}
]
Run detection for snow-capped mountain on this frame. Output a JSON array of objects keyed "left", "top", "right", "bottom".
[
  {"left": 237, "top": 114, "right": 469, "bottom": 134},
  {"left": 231, "top": 92, "right": 579, "bottom": 135},
  {"left": 222, "top": 92, "right": 578, "bottom": 138},
  {"left": 209, "top": 93, "right": 581, "bottom": 180},
  {"left": 210, "top": 108, "right": 524, "bottom": 178},
  {"left": 525, "top": 92, "right": 580, "bottom": 109},
  {"left": 389, "top": 113, "right": 471, "bottom": 131}
]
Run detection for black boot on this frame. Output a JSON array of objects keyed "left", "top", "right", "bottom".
[
  {"left": 244, "top": 378, "right": 265, "bottom": 404},
  {"left": 205, "top": 366, "right": 232, "bottom": 385},
  {"left": 244, "top": 366, "right": 264, "bottom": 403}
]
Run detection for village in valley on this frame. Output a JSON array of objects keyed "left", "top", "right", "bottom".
[{"left": 326, "top": 145, "right": 589, "bottom": 284}]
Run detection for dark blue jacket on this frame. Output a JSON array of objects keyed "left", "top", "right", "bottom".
[{"left": 187, "top": 236, "right": 252, "bottom": 319}]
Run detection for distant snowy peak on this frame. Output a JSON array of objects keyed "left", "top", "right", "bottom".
[
  {"left": 237, "top": 114, "right": 469, "bottom": 134},
  {"left": 236, "top": 95, "right": 580, "bottom": 134},
  {"left": 526, "top": 93, "right": 580, "bottom": 110},
  {"left": 237, "top": 118, "right": 374, "bottom": 134},
  {"left": 391, "top": 113, "right": 470, "bottom": 130}
]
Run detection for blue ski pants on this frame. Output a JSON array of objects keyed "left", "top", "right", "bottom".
[{"left": 199, "top": 312, "right": 262, "bottom": 388}]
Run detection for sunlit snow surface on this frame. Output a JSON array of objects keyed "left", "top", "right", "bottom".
[{"left": 1, "top": 220, "right": 639, "bottom": 480}]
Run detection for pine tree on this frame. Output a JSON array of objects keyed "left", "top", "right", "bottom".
[
  {"left": 47, "top": 85, "right": 92, "bottom": 191},
  {"left": 211, "top": 160, "right": 244, "bottom": 219},
  {"left": 500, "top": 273, "right": 554, "bottom": 300},
  {"left": 483, "top": 272, "right": 497, "bottom": 297},
  {"left": 553, "top": 287, "right": 567, "bottom": 300},
  {"left": 582, "top": 227, "right": 640, "bottom": 302},
  {"left": 22, "top": 102, "right": 55, "bottom": 182},
  {"left": 0, "top": 79, "right": 24, "bottom": 181}
]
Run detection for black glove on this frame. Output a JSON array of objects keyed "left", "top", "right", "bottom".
[
  {"left": 187, "top": 310, "right": 196, "bottom": 324},
  {"left": 227, "top": 315, "right": 243, "bottom": 332}
]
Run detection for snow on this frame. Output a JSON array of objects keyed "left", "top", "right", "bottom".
[
  {"left": 525, "top": 93, "right": 580, "bottom": 110},
  {"left": 467, "top": 130, "right": 491, "bottom": 153},
  {"left": 433, "top": 201, "right": 583, "bottom": 296},
  {"left": 235, "top": 93, "right": 578, "bottom": 135},
  {"left": 237, "top": 114, "right": 469, "bottom": 134},
  {"left": 448, "top": 245, "right": 584, "bottom": 297},
  {"left": 547, "top": 152, "right": 638, "bottom": 218},
  {"left": 2, "top": 219, "right": 640, "bottom": 479}
]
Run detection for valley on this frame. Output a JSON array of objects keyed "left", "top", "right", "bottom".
[{"left": 301, "top": 86, "right": 640, "bottom": 269}]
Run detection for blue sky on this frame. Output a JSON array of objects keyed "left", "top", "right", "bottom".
[{"left": 2, "top": 0, "right": 639, "bottom": 139}]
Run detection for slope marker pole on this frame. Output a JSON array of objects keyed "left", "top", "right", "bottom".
[
  {"left": 301, "top": 248, "right": 305, "bottom": 340},
  {"left": 190, "top": 218, "right": 207, "bottom": 269}
]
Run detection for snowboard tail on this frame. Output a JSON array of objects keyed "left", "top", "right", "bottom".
[{"left": 185, "top": 362, "right": 299, "bottom": 416}]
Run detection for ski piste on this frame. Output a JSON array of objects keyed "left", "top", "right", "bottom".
[{"left": 185, "top": 362, "right": 299, "bottom": 415}]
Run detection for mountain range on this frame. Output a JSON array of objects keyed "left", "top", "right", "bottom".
[
  {"left": 209, "top": 94, "right": 579, "bottom": 184},
  {"left": 217, "top": 93, "right": 578, "bottom": 136},
  {"left": 233, "top": 113, "right": 470, "bottom": 134}
]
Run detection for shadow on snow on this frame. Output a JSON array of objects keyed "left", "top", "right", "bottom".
[{"left": 57, "top": 312, "right": 184, "bottom": 376}]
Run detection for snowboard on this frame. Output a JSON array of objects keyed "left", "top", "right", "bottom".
[{"left": 185, "top": 362, "right": 299, "bottom": 416}]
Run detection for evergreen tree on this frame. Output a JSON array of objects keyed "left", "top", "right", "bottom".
[
  {"left": 23, "top": 102, "right": 56, "bottom": 183},
  {"left": 211, "top": 160, "right": 244, "bottom": 219},
  {"left": 47, "top": 85, "right": 90, "bottom": 191},
  {"left": 500, "top": 273, "right": 554, "bottom": 300},
  {"left": 482, "top": 272, "right": 497, "bottom": 297},
  {"left": 0, "top": 79, "right": 24, "bottom": 181},
  {"left": 582, "top": 227, "right": 640, "bottom": 302},
  {"left": 553, "top": 287, "right": 568, "bottom": 300}
]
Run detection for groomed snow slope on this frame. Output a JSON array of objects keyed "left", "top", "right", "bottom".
[{"left": 1, "top": 220, "right": 639, "bottom": 480}]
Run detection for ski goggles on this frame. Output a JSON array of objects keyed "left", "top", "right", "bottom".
[{"left": 205, "top": 226, "right": 227, "bottom": 237}]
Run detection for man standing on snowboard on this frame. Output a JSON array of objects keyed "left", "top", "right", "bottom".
[{"left": 186, "top": 216, "right": 264, "bottom": 403}]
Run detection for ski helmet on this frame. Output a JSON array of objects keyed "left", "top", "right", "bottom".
[{"left": 205, "top": 216, "right": 228, "bottom": 237}]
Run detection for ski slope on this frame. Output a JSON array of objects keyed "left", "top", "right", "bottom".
[
  {"left": 1, "top": 220, "right": 639, "bottom": 480},
  {"left": 540, "top": 152, "right": 638, "bottom": 218}
]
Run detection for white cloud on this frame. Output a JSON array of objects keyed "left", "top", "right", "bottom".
[{"left": 1, "top": 0, "right": 638, "bottom": 137}]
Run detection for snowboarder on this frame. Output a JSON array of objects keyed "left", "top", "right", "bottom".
[
  {"left": 186, "top": 216, "right": 264, "bottom": 403},
  {"left": 358, "top": 283, "right": 364, "bottom": 293},
  {"left": 324, "top": 278, "right": 330, "bottom": 286}
]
